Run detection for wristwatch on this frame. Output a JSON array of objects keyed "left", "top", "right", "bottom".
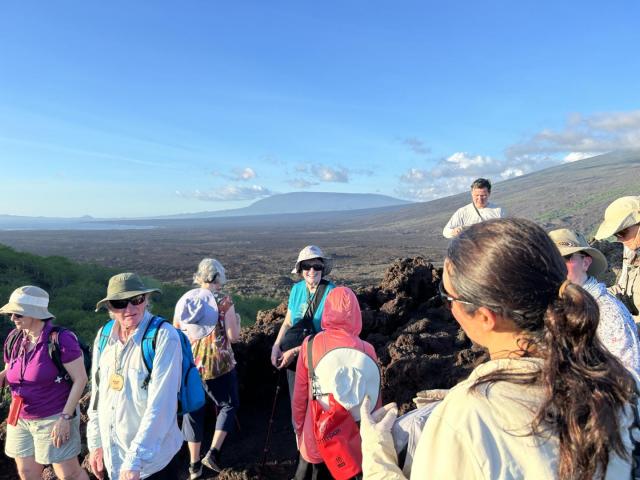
[{"left": 60, "top": 413, "right": 73, "bottom": 420}]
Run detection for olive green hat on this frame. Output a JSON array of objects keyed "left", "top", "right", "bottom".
[
  {"left": 95, "top": 272, "right": 160, "bottom": 311},
  {"left": 595, "top": 196, "right": 640, "bottom": 240},
  {"left": 549, "top": 228, "right": 608, "bottom": 277}
]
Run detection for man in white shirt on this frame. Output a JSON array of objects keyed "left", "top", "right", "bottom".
[
  {"left": 87, "top": 273, "right": 183, "bottom": 480},
  {"left": 442, "top": 178, "right": 505, "bottom": 238}
]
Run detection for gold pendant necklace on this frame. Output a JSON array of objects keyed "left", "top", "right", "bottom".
[{"left": 109, "top": 343, "right": 125, "bottom": 391}]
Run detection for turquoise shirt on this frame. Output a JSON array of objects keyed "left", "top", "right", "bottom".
[{"left": 287, "top": 280, "right": 335, "bottom": 332}]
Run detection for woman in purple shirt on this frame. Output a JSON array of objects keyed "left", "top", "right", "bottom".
[{"left": 0, "top": 286, "right": 88, "bottom": 480}]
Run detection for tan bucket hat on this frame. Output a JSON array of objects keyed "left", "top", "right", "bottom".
[
  {"left": 0, "top": 286, "right": 55, "bottom": 319},
  {"left": 549, "top": 228, "right": 608, "bottom": 277},
  {"left": 595, "top": 196, "right": 640, "bottom": 240},
  {"left": 95, "top": 272, "right": 160, "bottom": 311},
  {"left": 291, "top": 245, "right": 333, "bottom": 275}
]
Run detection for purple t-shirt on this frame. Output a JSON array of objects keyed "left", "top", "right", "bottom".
[{"left": 4, "top": 323, "right": 82, "bottom": 419}]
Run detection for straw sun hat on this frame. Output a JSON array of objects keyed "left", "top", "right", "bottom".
[
  {"left": 548, "top": 228, "right": 608, "bottom": 277},
  {"left": 0, "top": 286, "right": 55, "bottom": 319}
]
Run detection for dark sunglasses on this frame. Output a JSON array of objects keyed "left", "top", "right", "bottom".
[
  {"left": 614, "top": 228, "right": 632, "bottom": 239},
  {"left": 7, "top": 313, "right": 23, "bottom": 319},
  {"left": 109, "top": 294, "right": 146, "bottom": 310},
  {"left": 438, "top": 281, "right": 476, "bottom": 309},
  {"left": 300, "top": 262, "right": 324, "bottom": 271},
  {"left": 562, "top": 253, "right": 586, "bottom": 261}
]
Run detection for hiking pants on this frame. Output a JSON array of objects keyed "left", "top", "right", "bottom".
[{"left": 182, "top": 368, "right": 240, "bottom": 442}]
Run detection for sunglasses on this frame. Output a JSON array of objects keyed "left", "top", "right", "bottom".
[
  {"left": 438, "top": 281, "right": 476, "bottom": 309},
  {"left": 109, "top": 294, "right": 146, "bottom": 310},
  {"left": 614, "top": 227, "right": 633, "bottom": 239},
  {"left": 8, "top": 313, "right": 23, "bottom": 319},
  {"left": 562, "top": 253, "right": 586, "bottom": 261},
  {"left": 300, "top": 262, "right": 324, "bottom": 272}
]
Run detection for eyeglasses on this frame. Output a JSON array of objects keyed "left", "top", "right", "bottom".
[
  {"left": 108, "top": 294, "right": 146, "bottom": 310},
  {"left": 438, "top": 282, "right": 476, "bottom": 309},
  {"left": 10, "top": 313, "right": 23, "bottom": 319},
  {"left": 300, "top": 262, "right": 324, "bottom": 272},
  {"left": 562, "top": 253, "right": 586, "bottom": 261}
]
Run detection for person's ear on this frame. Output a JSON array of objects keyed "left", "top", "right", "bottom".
[
  {"left": 473, "top": 306, "right": 497, "bottom": 333},
  {"left": 583, "top": 255, "right": 593, "bottom": 271}
]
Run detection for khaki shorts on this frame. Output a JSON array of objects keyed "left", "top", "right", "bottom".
[{"left": 5, "top": 413, "right": 81, "bottom": 465}]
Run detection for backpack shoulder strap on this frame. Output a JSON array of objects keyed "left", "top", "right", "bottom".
[
  {"left": 307, "top": 336, "right": 316, "bottom": 399},
  {"left": 4, "top": 329, "right": 23, "bottom": 363},
  {"left": 48, "top": 326, "right": 67, "bottom": 378},
  {"left": 141, "top": 316, "right": 168, "bottom": 389},
  {"left": 98, "top": 320, "right": 115, "bottom": 355}
]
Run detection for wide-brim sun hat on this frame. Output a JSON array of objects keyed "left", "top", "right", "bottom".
[
  {"left": 173, "top": 287, "right": 218, "bottom": 341},
  {"left": 549, "top": 228, "right": 608, "bottom": 277},
  {"left": 595, "top": 196, "right": 640, "bottom": 240},
  {"left": 95, "top": 272, "right": 161, "bottom": 311},
  {"left": 0, "top": 285, "right": 55, "bottom": 319},
  {"left": 291, "top": 245, "right": 333, "bottom": 275},
  {"left": 313, "top": 347, "right": 380, "bottom": 421}
]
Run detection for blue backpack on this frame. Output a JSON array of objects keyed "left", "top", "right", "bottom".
[{"left": 97, "top": 316, "right": 205, "bottom": 415}]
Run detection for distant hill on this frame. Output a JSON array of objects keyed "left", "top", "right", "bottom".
[{"left": 156, "top": 192, "right": 411, "bottom": 219}]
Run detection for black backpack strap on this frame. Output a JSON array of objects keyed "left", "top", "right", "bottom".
[
  {"left": 302, "top": 280, "right": 329, "bottom": 333},
  {"left": 48, "top": 326, "right": 69, "bottom": 380},
  {"left": 472, "top": 203, "right": 484, "bottom": 221},
  {"left": 4, "top": 329, "right": 23, "bottom": 364}
]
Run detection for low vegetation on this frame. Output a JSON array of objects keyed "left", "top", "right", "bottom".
[{"left": 0, "top": 244, "right": 278, "bottom": 348}]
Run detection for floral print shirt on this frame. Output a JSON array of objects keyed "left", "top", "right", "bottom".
[
  {"left": 583, "top": 276, "right": 640, "bottom": 377},
  {"left": 191, "top": 291, "right": 236, "bottom": 380}
]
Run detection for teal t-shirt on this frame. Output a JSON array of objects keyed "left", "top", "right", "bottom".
[{"left": 287, "top": 280, "right": 335, "bottom": 332}]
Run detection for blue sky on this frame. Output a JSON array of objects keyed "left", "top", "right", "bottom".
[{"left": 1, "top": 1, "right": 639, "bottom": 217}]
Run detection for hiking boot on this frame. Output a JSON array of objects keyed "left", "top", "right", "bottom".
[
  {"left": 202, "top": 449, "right": 222, "bottom": 473},
  {"left": 189, "top": 461, "right": 203, "bottom": 480}
]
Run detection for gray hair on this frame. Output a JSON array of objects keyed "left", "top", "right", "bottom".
[{"left": 193, "top": 258, "right": 227, "bottom": 286}]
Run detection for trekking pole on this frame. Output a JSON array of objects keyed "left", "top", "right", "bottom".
[{"left": 259, "top": 368, "right": 284, "bottom": 473}]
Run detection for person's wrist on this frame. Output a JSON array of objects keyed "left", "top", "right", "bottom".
[{"left": 60, "top": 413, "right": 73, "bottom": 420}]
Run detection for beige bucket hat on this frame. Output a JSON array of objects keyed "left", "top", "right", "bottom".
[
  {"left": 95, "top": 272, "right": 160, "bottom": 311},
  {"left": 595, "top": 196, "right": 640, "bottom": 240},
  {"left": 0, "top": 286, "right": 55, "bottom": 319},
  {"left": 549, "top": 228, "right": 608, "bottom": 277},
  {"left": 291, "top": 245, "right": 333, "bottom": 275}
]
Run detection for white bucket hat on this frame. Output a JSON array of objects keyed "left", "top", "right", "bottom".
[
  {"left": 0, "top": 286, "right": 55, "bottom": 319},
  {"left": 313, "top": 347, "right": 380, "bottom": 421},
  {"left": 291, "top": 245, "right": 333, "bottom": 275},
  {"left": 595, "top": 196, "right": 640, "bottom": 240},
  {"left": 173, "top": 288, "right": 219, "bottom": 341},
  {"left": 549, "top": 228, "right": 608, "bottom": 277}
]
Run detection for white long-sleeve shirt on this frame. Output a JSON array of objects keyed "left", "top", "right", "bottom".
[
  {"left": 443, "top": 202, "right": 505, "bottom": 238},
  {"left": 87, "top": 311, "right": 183, "bottom": 479}
]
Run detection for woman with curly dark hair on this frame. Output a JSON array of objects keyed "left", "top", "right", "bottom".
[{"left": 361, "top": 218, "right": 638, "bottom": 480}]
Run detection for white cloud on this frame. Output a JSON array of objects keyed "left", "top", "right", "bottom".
[
  {"left": 177, "top": 184, "right": 273, "bottom": 201},
  {"left": 311, "top": 165, "right": 350, "bottom": 183},
  {"left": 235, "top": 167, "right": 256, "bottom": 180},
  {"left": 212, "top": 166, "right": 257, "bottom": 181},
  {"left": 400, "top": 168, "right": 429, "bottom": 184},
  {"left": 506, "top": 110, "right": 640, "bottom": 159},
  {"left": 563, "top": 152, "right": 599, "bottom": 163}
]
